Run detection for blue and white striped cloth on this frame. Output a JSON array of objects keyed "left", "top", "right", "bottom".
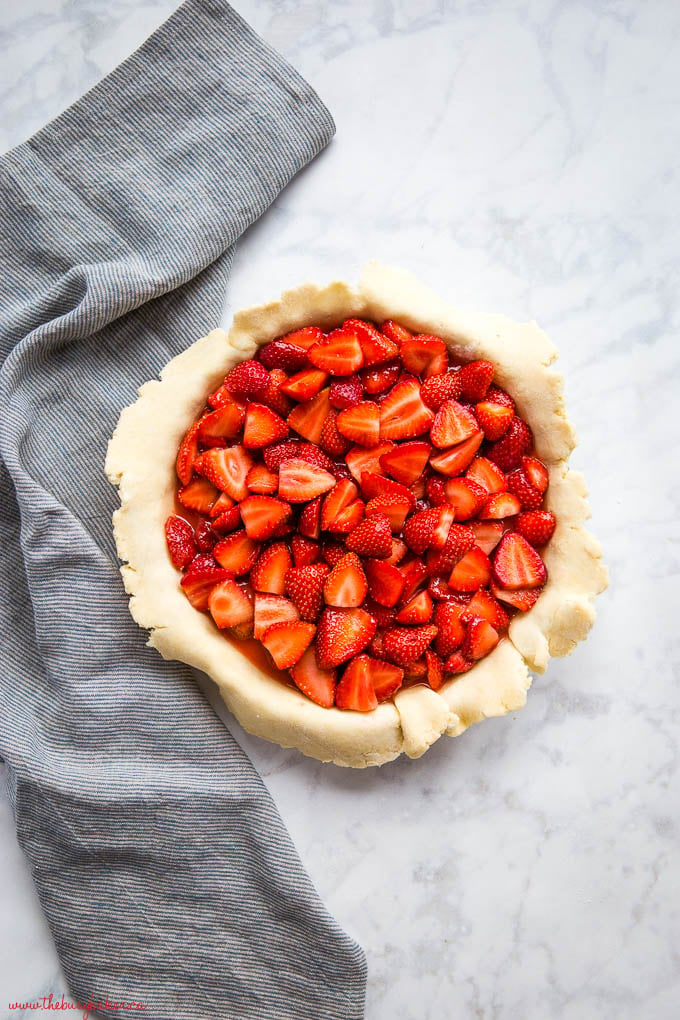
[{"left": 0, "top": 2, "right": 366, "bottom": 1017}]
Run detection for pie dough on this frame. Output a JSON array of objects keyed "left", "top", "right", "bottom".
[{"left": 105, "top": 262, "right": 608, "bottom": 767}]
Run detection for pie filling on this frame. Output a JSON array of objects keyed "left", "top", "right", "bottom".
[{"left": 165, "top": 319, "right": 555, "bottom": 712}]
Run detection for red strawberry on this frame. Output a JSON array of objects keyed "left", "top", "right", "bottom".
[
  {"left": 253, "top": 593, "right": 299, "bottom": 639},
  {"left": 466, "top": 456, "right": 507, "bottom": 494},
  {"left": 381, "top": 319, "right": 413, "bottom": 345},
  {"left": 258, "top": 340, "right": 308, "bottom": 372},
  {"left": 448, "top": 547, "right": 492, "bottom": 592},
  {"left": 319, "top": 411, "right": 351, "bottom": 458},
  {"left": 344, "top": 318, "right": 399, "bottom": 366},
  {"left": 383, "top": 624, "right": 438, "bottom": 666},
  {"left": 327, "top": 499, "right": 365, "bottom": 534},
  {"left": 320, "top": 541, "right": 346, "bottom": 568},
  {"left": 492, "top": 533, "right": 547, "bottom": 589},
  {"left": 365, "top": 493, "right": 410, "bottom": 532},
  {"left": 224, "top": 359, "right": 270, "bottom": 398},
  {"left": 213, "top": 530, "right": 260, "bottom": 575},
  {"left": 290, "top": 647, "right": 336, "bottom": 708},
  {"left": 329, "top": 376, "right": 363, "bottom": 409},
  {"left": 430, "top": 399, "right": 479, "bottom": 448},
  {"left": 506, "top": 468, "right": 543, "bottom": 510},
  {"left": 209, "top": 491, "right": 236, "bottom": 518},
  {"left": 180, "top": 556, "right": 232, "bottom": 610},
  {"left": 332, "top": 462, "right": 352, "bottom": 481},
  {"left": 345, "top": 442, "right": 395, "bottom": 483},
  {"left": 464, "top": 590, "right": 509, "bottom": 632},
  {"left": 403, "top": 508, "right": 440, "bottom": 554},
  {"left": 429, "top": 431, "right": 483, "bottom": 476},
  {"left": 486, "top": 416, "right": 533, "bottom": 471},
  {"left": 470, "top": 520, "right": 504, "bottom": 555},
  {"left": 427, "top": 523, "right": 476, "bottom": 573},
  {"left": 279, "top": 368, "right": 329, "bottom": 401},
  {"left": 299, "top": 495, "right": 322, "bottom": 540},
  {"left": 402, "top": 657, "right": 428, "bottom": 682},
  {"left": 429, "top": 506, "right": 456, "bottom": 550},
  {"left": 287, "top": 387, "right": 332, "bottom": 444},
  {"left": 444, "top": 651, "right": 473, "bottom": 675},
  {"left": 308, "top": 328, "right": 364, "bottom": 375},
  {"left": 336, "top": 403, "right": 381, "bottom": 447},
  {"left": 178, "top": 476, "right": 219, "bottom": 514},
  {"left": 522, "top": 456, "right": 549, "bottom": 493},
  {"left": 486, "top": 385, "right": 515, "bottom": 411},
  {"left": 263, "top": 439, "right": 333, "bottom": 474},
  {"left": 428, "top": 577, "right": 458, "bottom": 601},
  {"left": 361, "top": 360, "right": 401, "bottom": 394},
  {"left": 346, "top": 513, "right": 392, "bottom": 558},
  {"left": 379, "top": 441, "right": 431, "bottom": 486},
  {"left": 316, "top": 608, "right": 377, "bottom": 669},
  {"left": 371, "top": 659, "right": 404, "bottom": 701},
  {"left": 198, "top": 402, "right": 246, "bottom": 444},
  {"left": 261, "top": 621, "right": 316, "bottom": 669},
  {"left": 433, "top": 601, "right": 466, "bottom": 657},
  {"left": 239, "top": 495, "right": 291, "bottom": 540},
  {"left": 479, "top": 492, "right": 521, "bottom": 519},
  {"left": 242, "top": 403, "right": 288, "bottom": 449},
  {"left": 194, "top": 446, "right": 254, "bottom": 501},
  {"left": 490, "top": 581, "right": 544, "bottom": 612},
  {"left": 426, "top": 475, "right": 447, "bottom": 506},
  {"left": 400, "top": 557, "right": 429, "bottom": 602},
  {"left": 258, "top": 367, "right": 293, "bottom": 418},
  {"left": 462, "top": 617, "right": 499, "bottom": 660},
  {"left": 385, "top": 537, "right": 408, "bottom": 566},
  {"left": 278, "top": 458, "right": 336, "bottom": 502},
  {"left": 379, "top": 378, "right": 435, "bottom": 440},
  {"left": 246, "top": 464, "right": 278, "bottom": 494},
  {"left": 425, "top": 649, "right": 445, "bottom": 690},
  {"left": 358, "top": 475, "right": 416, "bottom": 514},
  {"left": 321, "top": 478, "right": 359, "bottom": 530},
  {"left": 208, "top": 580, "right": 254, "bottom": 629},
  {"left": 475, "top": 400, "right": 513, "bottom": 440},
  {"left": 176, "top": 421, "right": 200, "bottom": 485},
  {"left": 284, "top": 563, "right": 329, "bottom": 621},
  {"left": 401, "top": 335, "right": 448, "bottom": 377},
  {"left": 421, "top": 371, "right": 462, "bottom": 410},
  {"left": 290, "top": 535, "right": 320, "bottom": 566},
  {"left": 365, "top": 558, "right": 406, "bottom": 607},
  {"left": 443, "top": 478, "right": 487, "bottom": 519},
  {"left": 516, "top": 510, "right": 556, "bottom": 546},
  {"left": 395, "top": 590, "right": 433, "bottom": 624},
  {"left": 459, "top": 359, "right": 494, "bottom": 401},
  {"left": 323, "top": 552, "right": 367, "bottom": 607},
  {"left": 165, "top": 515, "right": 197, "bottom": 569},
  {"left": 335, "top": 656, "right": 379, "bottom": 712},
  {"left": 195, "top": 519, "right": 217, "bottom": 553},
  {"left": 277, "top": 326, "right": 324, "bottom": 350},
  {"left": 211, "top": 506, "right": 241, "bottom": 535}
]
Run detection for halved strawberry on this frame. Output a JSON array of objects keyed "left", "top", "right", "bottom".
[
  {"left": 402, "top": 657, "right": 428, "bottom": 682},
  {"left": 308, "top": 328, "right": 364, "bottom": 375},
  {"left": 345, "top": 442, "right": 395, "bottom": 483},
  {"left": 198, "top": 401, "right": 246, "bottom": 444},
  {"left": 428, "top": 576, "right": 458, "bottom": 601},
  {"left": 359, "top": 472, "right": 416, "bottom": 507},
  {"left": 429, "top": 431, "right": 483, "bottom": 476},
  {"left": 284, "top": 563, "right": 329, "bottom": 621},
  {"left": 400, "top": 557, "right": 429, "bottom": 602},
  {"left": 427, "top": 523, "right": 476, "bottom": 574},
  {"left": 433, "top": 601, "right": 466, "bottom": 657},
  {"left": 444, "top": 651, "right": 474, "bottom": 675},
  {"left": 365, "top": 558, "right": 406, "bottom": 608},
  {"left": 365, "top": 493, "right": 410, "bottom": 532},
  {"left": 176, "top": 421, "right": 200, "bottom": 485},
  {"left": 165, "top": 515, "right": 197, "bottom": 569},
  {"left": 459, "top": 359, "right": 494, "bottom": 401},
  {"left": 346, "top": 513, "right": 393, "bottom": 558},
  {"left": 401, "top": 335, "right": 448, "bottom": 377},
  {"left": 327, "top": 499, "right": 365, "bottom": 534},
  {"left": 361, "top": 360, "right": 401, "bottom": 394},
  {"left": 430, "top": 399, "right": 479, "bottom": 448},
  {"left": 208, "top": 580, "right": 254, "bottom": 629},
  {"left": 336, "top": 403, "right": 380, "bottom": 447},
  {"left": 466, "top": 456, "right": 507, "bottom": 494},
  {"left": 258, "top": 367, "right": 293, "bottom": 418},
  {"left": 194, "top": 446, "right": 254, "bottom": 501},
  {"left": 316, "top": 607, "right": 377, "bottom": 669},
  {"left": 279, "top": 368, "right": 329, "bottom": 401},
  {"left": 470, "top": 520, "right": 504, "bottom": 555},
  {"left": 443, "top": 478, "right": 487, "bottom": 519},
  {"left": 178, "top": 476, "right": 219, "bottom": 514},
  {"left": 263, "top": 439, "right": 333, "bottom": 474},
  {"left": 486, "top": 416, "right": 532, "bottom": 471},
  {"left": 242, "top": 403, "right": 288, "bottom": 449},
  {"left": 299, "top": 495, "right": 322, "bottom": 539},
  {"left": 323, "top": 552, "right": 367, "bottom": 608},
  {"left": 380, "top": 319, "right": 413, "bottom": 344},
  {"left": 344, "top": 318, "right": 399, "bottom": 366},
  {"left": 379, "top": 441, "right": 431, "bottom": 486},
  {"left": 290, "top": 535, "right": 320, "bottom": 566},
  {"left": 492, "top": 533, "right": 547, "bottom": 590},
  {"left": 425, "top": 475, "right": 447, "bottom": 506},
  {"left": 490, "top": 581, "right": 544, "bottom": 612},
  {"left": 246, "top": 464, "right": 278, "bottom": 494},
  {"left": 250, "top": 542, "right": 292, "bottom": 595},
  {"left": 522, "top": 456, "right": 549, "bottom": 494},
  {"left": 371, "top": 659, "right": 404, "bottom": 701},
  {"left": 319, "top": 411, "right": 351, "bottom": 458},
  {"left": 395, "top": 590, "right": 433, "bottom": 624},
  {"left": 448, "top": 546, "right": 492, "bottom": 592},
  {"left": 213, "top": 530, "right": 260, "bottom": 575},
  {"left": 290, "top": 647, "right": 336, "bottom": 708},
  {"left": 429, "top": 506, "right": 457, "bottom": 551},
  {"left": 506, "top": 468, "right": 543, "bottom": 510},
  {"left": 385, "top": 536, "right": 408, "bottom": 566},
  {"left": 320, "top": 541, "right": 346, "bottom": 568},
  {"left": 425, "top": 649, "right": 445, "bottom": 690},
  {"left": 379, "top": 378, "right": 435, "bottom": 440},
  {"left": 261, "top": 621, "right": 316, "bottom": 669},
  {"left": 179, "top": 556, "right": 232, "bottom": 610},
  {"left": 421, "top": 371, "right": 462, "bottom": 410},
  {"left": 321, "top": 478, "right": 359, "bottom": 530},
  {"left": 403, "top": 508, "right": 440, "bottom": 554},
  {"left": 258, "top": 339, "right": 308, "bottom": 372},
  {"left": 464, "top": 589, "right": 509, "bottom": 632},
  {"left": 462, "top": 617, "right": 499, "bottom": 660},
  {"left": 479, "top": 492, "right": 521, "bottom": 520},
  {"left": 335, "top": 656, "right": 379, "bottom": 712},
  {"left": 475, "top": 400, "right": 513, "bottom": 440},
  {"left": 383, "top": 624, "right": 438, "bottom": 666},
  {"left": 195, "top": 519, "right": 217, "bottom": 553},
  {"left": 209, "top": 491, "right": 236, "bottom": 518},
  {"left": 329, "top": 376, "right": 363, "bottom": 409},
  {"left": 239, "top": 495, "right": 291, "bottom": 540},
  {"left": 515, "top": 510, "right": 556, "bottom": 547},
  {"left": 253, "top": 593, "right": 299, "bottom": 639},
  {"left": 278, "top": 458, "right": 336, "bottom": 502},
  {"left": 277, "top": 326, "right": 324, "bottom": 351},
  {"left": 486, "top": 385, "right": 515, "bottom": 411},
  {"left": 211, "top": 506, "right": 241, "bottom": 534},
  {"left": 287, "top": 387, "right": 332, "bottom": 444},
  {"left": 224, "top": 359, "right": 270, "bottom": 398}
]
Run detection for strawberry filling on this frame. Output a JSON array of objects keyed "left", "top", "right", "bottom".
[{"left": 166, "top": 319, "right": 556, "bottom": 712}]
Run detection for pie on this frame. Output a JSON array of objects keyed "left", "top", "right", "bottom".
[{"left": 106, "top": 263, "right": 607, "bottom": 767}]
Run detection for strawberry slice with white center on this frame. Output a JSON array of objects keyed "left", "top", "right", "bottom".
[
  {"left": 198, "top": 401, "right": 246, "bottom": 444},
  {"left": 327, "top": 499, "right": 365, "bottom": 534},
  {"left": 290, "top": 647, "right": 336, "bottom": 708},
  {"left": 316, "top": 608, "right": 377, "bottom": 669},
  {"left": 492, "top": 533, "right": 547, "bottom": 590},
  {"left": 208, "top": 580, "right": 254, "bottom": 630},
  {"left": 448, "top": 546, "right": 492, "bottom": 592},
  {"left": 462, "top": 617, "right": 499, "bottom": 660},
  {"left": 400, "top": 557, "right": 429, "bottom": 602},
  {"left": 359, "top": 472, "right": 416, "bottom": 507},
  {"left": 522, "top": 456, "right": 549, "bottom": 493},
  {"left": 178, "top": 476, "right": 219, "bottom": 514},
  {"left": 395, "top": 590, "right": 433, "bottom": 624},
  {"left": 479, "top": 492, "right": 521, "bottom": 520},
  {"left": 242, "top": 403, "right": 289, "bottom": 448},
  {"left": 489, "top": 581, "right": 544, "bottom": 612},
  {"left": 365, "top": 493, "right": 410, "bottom": 532},
  {"left": 279, "top": 368, "right": 329, "bottom": 402},
  {"left": 430, "top": 399, "right": 479, "bottom": 448},
  {"left": 345, "top": 442, "right": 395, "bottom": 482},
  {"left": 180, "top": 556, "right": 232, "bottom": 611},
  {"left": 239, "top": 495, "right": 291, "bottom": 541},
  {"left": 345, "top": 513, "right": 393, "bottom": 559},
  {"left": 287, "top": 387, "right": 332, "bottom": 443},
  {"left": 430, "top": 506, "right": 457, "bottom": 551},
  {"left": 261, "top": 621, "right": 316, "bottom": 669},
  {"left": 400, "top": 335, "right": 448, "bottom": 377},
  {"left": 335, "top": 656, "right": 379, "bottom": 712},
  {"left": 383, "top": 624, "right": 438, "bottom": 666},
  {"left": 429, "top": 431, "right": 483, "bottom": 476},
  {"left": 385, "top": 537, "right": 408, "bottom": 566},
  {"left": 464, "top": 589, "right": 509, "bottom": 632},
  {"left": 213, "top": 530, "right": 260, "bottom": 576},
  {"left": 278, "top": 326, "right": 324, "bottom": 350},
  {"left": 466, "top": 456, "right": 507, "bottom": 495},
  {"left": 474, "top": 400, "right": 513, "bottom": 440},
  {"left": 321, "top": 478, "right": 359, "bottom": 530},
  {"left": 249, "top": 542, "right": 292, "bottom": 595},
  {"left": 246, "top": 464, "right": 278, "bottom": 494},
  {"left": 336, "top": 402, "right": 381, "bottom": 447},
  {"left": 370, "top": 659, "right": 405, "bottom": 702},
  {"left": 308, "top": 328, "right": 364, "bottom": 375},
  {"left": 323, "top": 552, "right": 367, "bottom": 608},
  {"left": 253, "top": 593, "right": 299, "bottom": 639},
  {"left": 443, "top": 477, "right": 487, "bottom": 520},
  {"left": 194, "top": 445, "right": 254, "bottom": 501},
  {"left": 380, "top": 319, "right": 413, "bottom": 344},
  {"left": 379, "top": 378, "right": 435, "bottom": 440},
  {"left": 278, "top": 458, "right": 336, "bottom": 502},
  {"left": 344, "top": 318, "right": 399, "bottom": 366},
  {"left": 365, "top": 558, "right": 406, "bottom": 607},
  {"left": 378, "top": 440, "right": 431, "bottom": 486},
  {"left": 470, "top": 520, "right": 504, "bottom": 555}
]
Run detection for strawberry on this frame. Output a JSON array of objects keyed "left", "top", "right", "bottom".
[
  {"left": 213, "top": 530, "right": 260, "bottom": 575},
  {"left": 321, "top": 478, "right": 359, "bottom": 530},
  {"left": 327, "top": 499, "right": 365, "bottom": 534},
  {"left": 344, "top": 318, "right": 399, "bottom": 365},
  {"left": 402, "top": 657, "right": 428, "bottom": 682},
  {"left": 178, "top": 476, "right": 219, "bottom": 514},
  {"left": 263, "top": 439, "right": 333, "bottom": 474},
  {"left": 323, "top": 552, "right": 367, "bottom": 607},
  {"left": 336, "top": 403, "right": 381, "bottom": 447},
  {"left": 284, "top": 563, "right": 329, "bottom": 621},
  {"left": 320, "top": 541, "right": 346, "bottom": 568},
  {"left": 421, "top": 371, "right": 462, "bottom": 410},
  {"left": 379, "top": 440, "right": 431, "bottom": 486},
  {"left": 380, "top": 319, "right": 413, "bottom": 344},
  {"left": 277, "top": 326, "right": 323, "bottom": 350},
  {"left": 443, "top": 477, "right": 487, "bottom": 519},
  {"left": 290, "top": 647, "right": 336, "bottom": 708},
  {"left": 403, "top": 508, "right": 440, "bottom": 554},
  {"left": 319, "top": 411, "right": 351, "bottom": 458},
  {"left": 506, "top": 467, "right": 543, "bottom": 510},
  {"left": 242, "top": 403, "right": 289, "bottom": 449},
  {"left": 430, "top": 399, "right": 479, "bottom": 448},
  {"left": 462, "top": 617, "right": 499, "bottom": 660},
  {"left": 466, "top": 456, "right": 507, "bottom": 495},
  {"left": 258, "top": 367, "right": 293, "bottom": 418},
  {"left": 470, "top": 520, "right": 504, "bottom": 555},
  {"left": 335, "top": 656, "right": 379, "bottom": 712},
  {"left": 395, "top": 590, "right": 433, "bottom": 624},
  {"left": 261, "top": 621, "right": 316, "bottom": 669},
  {"left": 258, "top": 339, "right": 308, "bottom": 372},
  {"left": 444, "top": 651, "right": 474, "bottom": 675},
  {"left": 459, "top": 359, "right": 494, "bottom": 401},
  {"left": 425, "top": 475, "right": 447, "bottom": 506},
  {"left": 401, "top": 335, "right": 448, "bottom": 377},
  {"left": 479, "top": 492, "right": 521, "bottom": 520},
  {"left": 329, "top": 376, "right": 363, "bottom": 409},
  {"left": 345, "top": 442, "right": 395, "bottom": 483},
  {"left": 195, "top": 519, "right": 217, "bottom": 553},
  {"left": 365, "top": 558, "right": 406, "bottom": 607},
  {"left": 429, "top": 506, "right": 456, "bottom": 550},
  {"left": 490, "top": 581, "right": 544, "bottom": 612},
  {"left": 428, "top": 576, "right": 458, "bottom": 601},
  {"left": 175, "top": 421, "right": 200, "bottom": 485},
  {"left": 383, "top": 624, "right": 438, "bottom": 666},
  {"left": 209, "top": 491, "right": 236, "bottom": 518},
  {"left": 224, "top": 359, "right": 270, "bottom": 398},
  {"left": 429, "top": 431, "right": 483, "bottom": 476},
  {"left": 180, "top": 556, "right": 232, "bottom": 610},
  {"left": 464, "top": 590, "right": 509, "bottom": 632},
  {"left": 308, "top": 328, "right": 364, "bottom": 375},
  {"left": 433, "top": 601, "right": 466, "bottom": 657},
  {"left": 279, "top": 368, "right": 329, "bottom": 401},
  {"left": 522, "top": 456, "right": 549, "bottom": 493},
  {"left": 492, "top": 533, "right": 547, "bottom": 589},
  {"left": 486, "top": 385, "right": 515, "bottom": 411},
  {"left": 365, "top": 493, "right": 410, "bottom": 532},
  {"left": 290, "top": 535, "right": 320, "bottom": 566},
  {"left": 385, "top": 537, "right": 409, "bottom": 566},
  {"left": 246, "top": 464, "right": 278, "bottom": 494},
  {"left": 332, "top": 462, "right": 352, "bottom": 481},
  {"left": 198, "top": 401, "right": 246, "bottom": 444},
  {"left": 425, "top": 649, "right": 445, "bottom": 690},
  {"left": 316, "top": 608, "right": 377, "bottom": 669},
  {"left": 486, "top": 416, "right": 532, "bottom": 471},
  {"left": 448, "top": 547, "right": 492, "bottom": 592},
  {"left": 165, "top": 515, "right": 197, "bottom": 569},
  {"left": 358, "top": 472, "right": 416, "bottom": 506},
  {"left": 371, "top": 659, "right": 404, "bottom": 701},
  {"left": 475, "top": 400, "right": 513, "bottom": 440},
  {"left": 345, "top": 513, "right": 393, "bottom": 558},
  {"left": 211, "top": 506, "right": 241, "bottom": 535},
  {"left": 427, "top": 523, "right": 476, "bottom": 573},
  {"left": 379, "top": 378, "right": 435, "bottom": 440},
  {"left": 361, "top": 360, "right": 401, "bottom": 395},
  {"left": 239, "top": 495, "right": 291, "bottom": 540},
  {"left": 208, "top": 580, "right": 254, "bottom": 630},
  {"left": 194, "top": 446, "right": 254, "bottom": 501},
  {"left": 400, "top": 557, "right": 429, "bottom": 602},
  {"left": 516, "top": 510, "right": 556, "bottom": 547},
  {"left": 278, "top": 458, "right": 336, "bottom": 502},
  {"left": 287, "top": 387, "right": 332, "bottom": 444},
  {"left": 299, "top": 495, "right": 322, "bottom": 539},
  {"left": 253, "top": 593, "right": 299, "bottom": 639}
]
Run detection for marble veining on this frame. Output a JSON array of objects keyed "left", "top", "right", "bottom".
[{"left": 1, "top": 1, "right": 679, "bottom": 1017}]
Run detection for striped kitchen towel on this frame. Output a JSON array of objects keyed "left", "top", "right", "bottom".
[{"left": 0, "top": 2, "right": 366, "bottom": 1018}]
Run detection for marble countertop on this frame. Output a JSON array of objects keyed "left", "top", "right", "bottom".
[{"left": 1, "top": 1, "right": 679, "bottom": 1017}]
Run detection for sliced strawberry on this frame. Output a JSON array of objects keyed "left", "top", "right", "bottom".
[
  {"left": 249, "top": 542, "right": 292, "bottom": 594},
  {"left": 278, "top": 458, "right": 336, "bottom": 502},
  {"left": 209, "top": 491, "right": 235, "bottom": 518},
  {"left": 420, "top": 371, "right": 462, "bottom": 410},
  {"left": 239, "top": 495, "right": 291, "bottom": 540},
  {"left": 444, "top": 651, "right": 474, "bottom": 675},
  {"left": 299, "top": 495, "right": 322, "bottom": 540},
  {"left": 258, "top": 339, "right": 308, "bottom": 372},
  {"left": 224, "top": 359, "right": 270, "bottom": 398},
  {"left": 321, "top": 478, "right": 358, "bottom": 530},
  {"left": 385, "top": 537, "right": 408, "bottom": 566},
  {"left": 403, "top": 508, "right": 440, "bottom": 554},
  {"left": 327, "top": 499, "right": 365, "bottom": 534},
  {"left": 464, "top": 589, "right": 509, "bottom": 632},
  {"left": 180, "top": 556, "right": 232, "bottom": 610},
  {"left": 316, "top": 607, "right": 377, "bottom": 669},
  {"left": 242, "top": 403, "right": 288, "bottom": 449},
  {"left": 329, "top": 376, "right": 363, "bottom": 409},
  {"left": 246, "top": 464, "right": 278, "bottom": 494},
  {"left": 336, "top": 403, "right": 380, "bottom": 447},
  {"left": 401, "top": 335, "right": 448, "bottom": 377},
  {"left": 380, "top": 319, "right": 413, "bottom": 345},
  {"left": 261, "top": 620, "right": 316, "bottom": 669},
  {"left": 427, "top": 523, "right": 476, "bottom": 574},
  {"left": 344, "top": 318, "right": 400, "bottom": 366},
  {"left": 479, "top": 492, "right": 522, "bottom": 520},
  {"left": 195, "top": 519, "right": 217, "bottom": 553},
  {"left": 395, "top": 590, "right": 433, "bottom": 624},
  {"left": 429, "top": 431, "right": 483, "bottom": 476},
  {"left": 448, "top": 546, "right": 492, "bottom": 592},
  {"left": 506, "top": 468, "right": 543, "bottom": 510},
  {"left": 459, "top": 359, "right": 494, "bottom": 401},
  {"left": 253, "top": 593, "right": 299, "bottom": 639},
  {"left": 277, "top": 326, "right": 324, "bottom": 351},
  {"left": 176, "top": 421, "right": 200, "bottom": 484},
  {"left": 370, "top": 659, "right": 404, "bottom": 701},
  {"left": 319, "top": 411, "right": 351, "bottom": 458},
  {"left": 284, "top": 563, "right": 329, "bottom": 621},
  {"left": 490, "top": 581, "right": 544, "bottom": 612},
  {"left": 403, "top": 657, "right": 428, "bottom": 682},
  {"left": 359, "top": 472, "right": 416, "bottom": 507},
  {"left": 428, "top": 576, "right": 458, "bottom": 601},
  {"left": 365, "top": 493, "right": 410, "bottom": 532},
  {"left": 308, "top": 328, "right": 364, "bottom": 375},
  {"left": 516, "top": 510, "right": 556, "bottom": 547},
  {"left": 379, "top": 441, "right": 431, "bottom": 486},
  {"left": 522, "top": 456, "right": 549, "bottom": 494},
  {"left": 361, "top": 360, "right": 401, "bottom": 394},
  {"left": 213, "top": 530, "right": 260, "bottom": 575},
  {"left": 475, "top": 400, "right": 513, "bottom": 440},
  {"left": 486, "top": 416, "right": 532, "bottom": 471},
  {"left": 320, "top": 541, "right": 346, "bottom": 568},
  {"left": 194, "top": 446, "right": 254, "bottom": 501},
  {"left": 208, "top": 580, "right": 254, "bottom": 629},
  {"left": 486, "top": 385, "right": 515, "bottom": 411},
  {"left": 430, "top": 399, "right": 478, "bottom": 448},
  {"left": 165, "top": 515, "right": 197, "bottom": 569},
  {"left": 425, "top": 475, "right": 447, "bottom": 506},
  {"left": 493, "top": 533, "right": 547, "bottom": 589},
  {"left": 287, "top": 387, "right": 332, "bottom": 444},
  {"left": 178, "top": 476, "right": 219, "bottom": 514},
  {"left": 365, "top": 558, "right": 406, "bottom": 607},
  {"left": 466, "top": 456, "right": 507, "bottom": 494},
  {"left": 336, "top": 656, "right": 379, "bottom": 712},
  {"left": 443, "top": 478, "right": 487, "bottom": 519},
  {"left": 279, "top": 368, "right": 329, "bottom": 401},
  {"left": 433, "top": 601, "right": 466, "bottom": 657},
  {"left": 379, "top": 377, "right": 435, "bottom": 440},
  {"left": 430, "top": 506, "right": 457, "bottom": 551},
  {"left": 258, "top": 367, "right": 293, "bottom": 418},
  {"left": 290, "top": 535, "right": 320, "bottom": 566},
  {"left": 198, "top": 402, "right": 246, "bottom": 444},
  {"left": 470, "top": 520, "right": 504, "bottom": 555},
  {"left": 383, "top": 624, "right": 438, "bottom": 666},
  {"left": 345, "top": 442, "right": 395, "bottom": 483},
  {"left": 400, "top": 557, "right": 429, "bottom": 602},
  {"left": 290, "top": 647, "right": 336, "bottom": 708},
  {"left": 323, "top": 552, "right": 367, "bottom": 608},
  {"left": 462, "top": 617, "right": 499, "bottom": 660},
  {"left": 211, "top": 506, "right": 241, "bottom": 535},
  {"left": 346, "top": 513, "right": 393, "bottom": 558}
]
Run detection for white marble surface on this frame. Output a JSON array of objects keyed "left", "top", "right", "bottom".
[{"left": 1, "top": 0, "right": 679, "bottom": 1017}]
